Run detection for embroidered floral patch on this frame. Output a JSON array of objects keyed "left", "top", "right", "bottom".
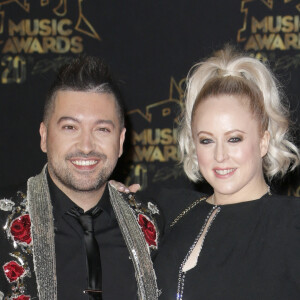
[
  {"left": 12, "top": 295, "right": 31, "bottom": 300},
  {"left": 138, "top": 214, "right": 157, "bottom": 249},
  {"left": 0, "top": 199, "right": 14, "bottom": 211},
  {"left": 1, "top": 192, "right": 32, "bottom": 298},
  {"left": 147, "top": 202, "right": 159, "bottom": 215},
  {"left": 124, "top": 193, "right": 160, "bottom": 250},
  {"left": 3, "top": 261, "right": 26, "bottom": 283},
  {"left": 10, "top": 215, "right": 32, "bottom": 245}
]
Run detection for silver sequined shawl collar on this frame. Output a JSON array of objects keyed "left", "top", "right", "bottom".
[
  {"left": 27, "top": 165, "right": 57, "bottom": 300},
  {"left": 108, "top": 184, "right": 158, "bottom": 300},
  {"left": 26, "top": 166, "right": 158, "bottom": 300}
]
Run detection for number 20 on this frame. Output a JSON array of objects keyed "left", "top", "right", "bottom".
[{"left": 1, "top": 55, "right": 26, "bottom": 84}]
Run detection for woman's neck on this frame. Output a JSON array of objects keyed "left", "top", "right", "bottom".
[{"left": 209, "top": 181, "right": 270, "bottom": 206}]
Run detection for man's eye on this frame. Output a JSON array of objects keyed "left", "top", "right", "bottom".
[
  {"left": 97, "top": 127, "right": 110, "bottom": 132},
  {"left": 63, "top": 125, "right": 75, "bottom": 130},
  {"left": 200, "top": 139, "right": 213, "bottom": 144},
  {"left": 229, "top": 137, "right": 242, "bottom": 143}
]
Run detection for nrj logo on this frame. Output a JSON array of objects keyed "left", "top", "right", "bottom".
[
  {"left": 124, "top": 77, "right": 186, "bottom": 187},
  {"left": 0, "top": 0, "right": 100, "bottom": 40},
  {"left": 237, "top": 0, "right": 300, "bottom": 69},
  {"left": 0, "top": 0, "right": 100, "bottom": 54},
  {"left": 0, "top": 0, "right": 100, "bottom": 83},
  {"left": 238, "top": 0, "right": 300, "bottom": 51}
]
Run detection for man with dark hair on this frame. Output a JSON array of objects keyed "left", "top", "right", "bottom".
[
  {"left": 43, "top": 56, "right": 125, "bottom": 128},
  {"left": 0, "top": 56, "right": 159, "bottom": 300}
]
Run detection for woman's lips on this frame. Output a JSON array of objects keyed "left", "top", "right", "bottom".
[{"left": 213, "top": 168, "right": 237, "bottom": 178}]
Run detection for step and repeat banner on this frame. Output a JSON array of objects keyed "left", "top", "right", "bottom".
[{"left": 0, "top": 0, "right": 299, "bottom": 196}]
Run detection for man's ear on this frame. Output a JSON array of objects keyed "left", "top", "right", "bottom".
[
  {"left": 260, "top": 130, "right": 270, "bottom": 157},
  {"left": 40, "top": 122, "right": 47, "bottom": 153},
  {"left": 118, "top": 128, "right": 126, "bottom": 157}
]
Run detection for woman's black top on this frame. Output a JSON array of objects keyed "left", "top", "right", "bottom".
[{"left": 154, "top": 192, "right": 300, "bottom": 300}]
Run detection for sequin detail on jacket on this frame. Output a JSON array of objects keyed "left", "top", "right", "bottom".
[{"left": 0, "top": 191, "right": 35, "bottom": 300}]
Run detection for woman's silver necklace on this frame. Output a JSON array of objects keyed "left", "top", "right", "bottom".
[
  {"left": 176, "top": 203, "right": 221, "bottom": 300},
  {"left": 176, "top": 186, "right": 271, "bottom": 299}
]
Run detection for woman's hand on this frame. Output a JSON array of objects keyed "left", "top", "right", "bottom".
[{"left": 109, "top": 180, "right": 141, "bottom": 194}]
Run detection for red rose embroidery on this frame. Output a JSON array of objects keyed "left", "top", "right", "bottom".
[
  {"left": 10, "top": 214, "right": 32, "bottom": 245},
  {"left": 13, "top": 296, "right": 31, "bottom": 300},
  {"left": 3, "top": 261, "right": 25, "bottom": 282},
  {"left": 138, "top": 214, "right": 157, "bottom": 248}
]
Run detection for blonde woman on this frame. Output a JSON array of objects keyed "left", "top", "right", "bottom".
[{"left": 153, "top": 47, "right": 300, "bottom": 299}]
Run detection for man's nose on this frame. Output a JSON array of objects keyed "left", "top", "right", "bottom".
[{"left": 77, "top": 131, "right": 95, "bottom": 154}]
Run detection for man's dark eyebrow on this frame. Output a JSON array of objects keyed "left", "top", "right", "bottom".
[
  {"left": 95, "top": 119, "right": 115, "bottom": 128},
  {"left": 57, "top": 116, "right": 79, "bottom": 124},
  {"left": 57, "top": 117, "right": 115, "bottom": 128}
]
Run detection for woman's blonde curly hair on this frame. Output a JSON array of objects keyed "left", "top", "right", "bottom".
[{"left": 178, "top": 46, "right": 300, "bottom": 182}]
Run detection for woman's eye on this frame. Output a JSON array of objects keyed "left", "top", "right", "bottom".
[
  {"left": 200, "top": 138, "right": 213, "bottom": 144},
  {"left": 229, "top": 137, "right": 242, "bottom": 143}
]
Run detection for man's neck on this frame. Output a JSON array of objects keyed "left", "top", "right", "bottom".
[
  {"left": 49, "top": 176, "right": 106, "bottom": 212},
  {"left": 63, "top": 186, "right": 106, "bottom": 212}
]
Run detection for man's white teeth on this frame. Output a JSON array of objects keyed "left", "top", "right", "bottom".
[
  {"left": 72, "top": 160, "right": 97, "bottom": 166},
  {"left": 215, "top": 168, "right": 235, "bottom": 175}
]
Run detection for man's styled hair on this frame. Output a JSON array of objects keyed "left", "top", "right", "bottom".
[{"left": 43, "top": 55, "right": 125, "bottom": 128}]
